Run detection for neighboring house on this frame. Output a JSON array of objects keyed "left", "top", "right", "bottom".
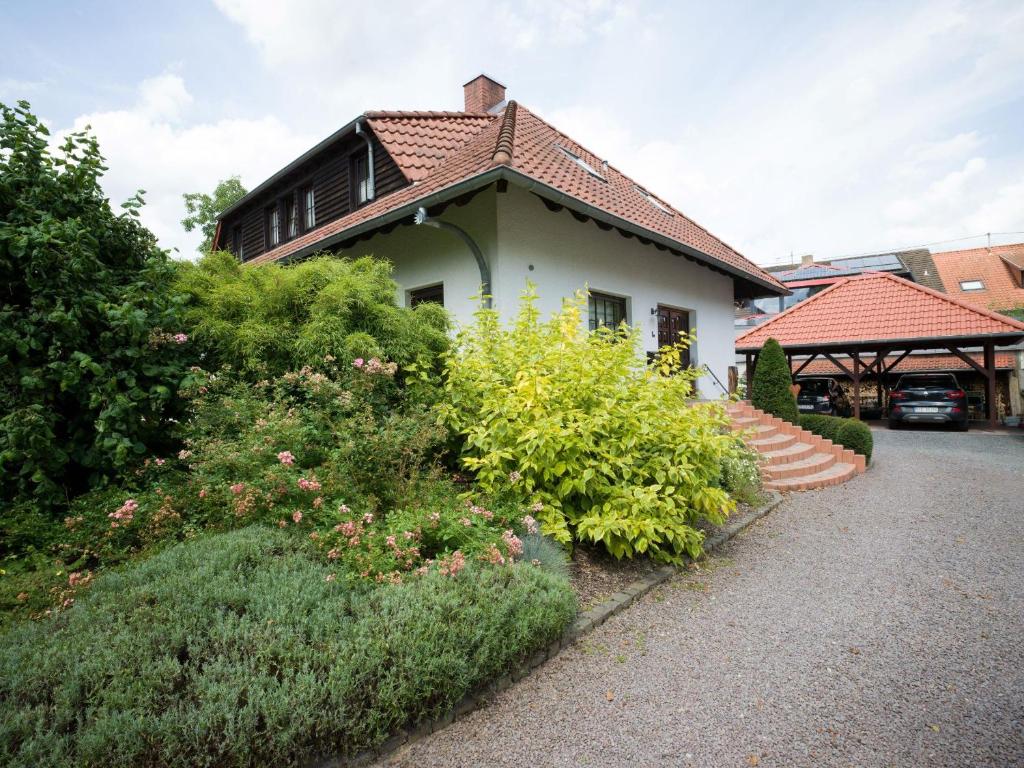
[
  {"left": 930, "top": 243, "right": 1024, "bottom": 320},
  {"left": 212, "top": 75, "right": 786, "bottom": 396},
  {"left": 735, "top": 249, "right": 944, "bottom": 328}
]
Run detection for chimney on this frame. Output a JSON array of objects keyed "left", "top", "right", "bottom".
[
  {"left": 464, "top": 74, "right": 506, "bottom": 113},
  {"left": 801, "top": 254, "right": 815, "bottom": 267}
]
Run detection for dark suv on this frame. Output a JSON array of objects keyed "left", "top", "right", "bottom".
[
  {"left": 888, "top": 373, "right": 969, "bottom": 431},
  {"left": 796, "top": 377, "right": 851, "bottom": 416}
]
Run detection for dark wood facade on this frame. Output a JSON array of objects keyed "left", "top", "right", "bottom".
[{"left": 216, "top": 129, "right": 407, "bottom": 262}]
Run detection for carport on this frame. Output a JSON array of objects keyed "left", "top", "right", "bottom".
[{"left": 735, "top": 272, "right": 1024, "bottom": 427}]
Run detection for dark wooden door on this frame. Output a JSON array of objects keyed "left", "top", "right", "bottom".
[{"left": 657, "top": 305, "right": 690, "bottom": 368}]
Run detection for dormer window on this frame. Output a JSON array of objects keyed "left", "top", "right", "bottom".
[
  {"left": 557, "top": 145, "right": 605, "bottom": 181},
  {"left": 635, "top": 186, "right": 673, "bottom": 215},
  {"left": 351, "top": 153, "right": 370, "bottom": 207},
  {"left": 266, "top": 206, "right": 281, "bottom": 247},
  {"left": 287, "top": 196, "right": 298, "bottom": 238},
  {"left": 232, "top": 225, "right": 243, "bottom": 260},
  {"left": 959, "top": 279, "right": 984, "bottom": 291},
  {"left": 303, "top": 186, "right": 316, "bottom": 230}
]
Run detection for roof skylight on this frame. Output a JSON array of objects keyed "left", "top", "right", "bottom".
[
  {"left": 634, "top": 186, "right": 673, "bottom": 215},
  {"left": 557, "top": 145, "right": 605, "bottom": 180}
]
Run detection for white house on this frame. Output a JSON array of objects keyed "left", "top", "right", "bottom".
[{"left": 214, "top": 75, "right": 786, "bottom": 396}]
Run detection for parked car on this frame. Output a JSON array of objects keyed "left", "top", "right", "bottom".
[
  {"left": 888, "top": 373, "right": 969, "bottom": 431},
  {"left": 795, "top": 377, "right": 851, "bottom": 416}
]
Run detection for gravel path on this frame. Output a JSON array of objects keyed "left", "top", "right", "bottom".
[{"left": 378, "top": 428, "right": 1024, "bottom": 767}]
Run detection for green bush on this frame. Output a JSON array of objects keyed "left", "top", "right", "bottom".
[
  {"left": 441, "top": 285, "right": 743, "bottom": 563},
  {"left": 797, "top": 413, "right": 841, "bottom": 442},
  {"left": 0, "top": 101, "right": 197, "bottom": 513},
  {"left": 0, "top": 527, "right": 575, "bottom": 768},
  {"left": 750, "top": 338, "right": 798, "bottom": 422},
  {"left": 835, "top": 419, "right": 873, "bottom": 462},
  {"left": 798, "top": 414, "right": 873, "bottom": 463},
  {"left": 174, "top": 251, "right": 450, "bottom": 380}
]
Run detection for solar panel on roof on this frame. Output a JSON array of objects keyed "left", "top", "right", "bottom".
[{"left": 835, "top": 254, "right": 904, "bottom": 271}]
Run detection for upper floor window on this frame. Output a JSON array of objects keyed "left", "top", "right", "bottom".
[
  {"left": 267, "top": 206, "right": 281, "bottom": 248},
  {"left": 558, "top": 145, "right": 606, "bottom": 181},
  {"left": 409, "top": 283, "right": 444, "bottom": 308},
  {"left": 232, "top": 225, "right": 243, "bottom": 260},
  {"left": 287, "top": 196, "right": 298, "bottom": 239},
  {"left": 303, "top": 186, "right": 316, "bottom": 230},
  {"left": 351, "top": 153, "right": 369, "bottom": 207},
  {"left": 959, "top": 279, "right": 984, "bottom": 291},
  {"left": 588, "top": 291, "right": 626, "bottom": 331}
]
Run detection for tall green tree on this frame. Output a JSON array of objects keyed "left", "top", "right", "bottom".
[
  {"left": 0, "top": 101, "right": 196, "bottom": 513},
  {"left": 181, "top": 176, "right": 247, "bottom": 253},
  {"left": 750, "top": 337, "right": 798, "bottom": 422}
]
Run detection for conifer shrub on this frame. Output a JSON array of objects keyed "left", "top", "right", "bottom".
[{"left": 750, "top": 338, "right": 798, "bottom": 422}]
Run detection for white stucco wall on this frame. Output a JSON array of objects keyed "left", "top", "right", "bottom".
[
  {"left": 493, "top": 187, "right": 736, "bottom": 398},
  {"left": 339, "top": 184, "right": 738, "bottom": 398},
  {"left": 336, "top": 187, "right": 498, "bottom": 329}
]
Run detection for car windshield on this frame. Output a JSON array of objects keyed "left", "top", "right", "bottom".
[
  {"left": 897, "top": 375, "right": 957, "bottom": 389},
  {"left": 798, "top": 379, "right": 831, "bottom": 395}
]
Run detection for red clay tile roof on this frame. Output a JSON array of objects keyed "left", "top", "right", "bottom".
[
  {"left": 247, "top": 102, "right": 784, "bottom": 292},
  {"left": 793, "top": 352, "right": 1014, "bottom": 376},
  {"left": 931, "top": 244, "right": 1024, "bottom": 313},
  {"left": 365, "top": 111, "right": 493, "bottom": 182},
  {"left": 735, "top": 271, "right": 1024, "bottom": 351}
]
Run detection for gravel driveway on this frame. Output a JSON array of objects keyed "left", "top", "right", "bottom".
[{"left": 377, "top": 427, "right": 1024, "bottom": 768}]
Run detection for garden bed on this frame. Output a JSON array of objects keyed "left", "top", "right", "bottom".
[{"left": 568, "top": 500, "right": 761, "bottom": 609}]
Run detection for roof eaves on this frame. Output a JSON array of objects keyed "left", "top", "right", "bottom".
[
  {"left": 501, "top": 168, "right": 788, "bottom": 296},
  {"left": 736, "top": 331, "right": 1024, "bottom": 353}
]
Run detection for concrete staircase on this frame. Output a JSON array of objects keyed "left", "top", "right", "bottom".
[{"left": 727, "top": 401, "right": 866, "bottom": 492}]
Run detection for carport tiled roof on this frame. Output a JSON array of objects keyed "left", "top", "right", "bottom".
[
  {"left": 246, "top": 103, "right": 784, "bottom": 292},
  {"left": 735, "top": 272, "right": 1024, "bottom": 351},
  {"left": 793, "top": 352, "right": 1014, "bottom": 376}
]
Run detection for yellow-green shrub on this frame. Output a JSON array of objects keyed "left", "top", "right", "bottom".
[{"left": 440, "top": 286, "right": 742, "bottom": 563}]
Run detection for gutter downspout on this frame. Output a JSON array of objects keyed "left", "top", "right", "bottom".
[
  {"left": 355, "top": 120, "right": 376, "bottom": 202},
  {"left": 414, "top": 206, "right": 491, "bottom": 308}
]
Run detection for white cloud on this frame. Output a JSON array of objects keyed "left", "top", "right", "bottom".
[
  {"left": 537, "top": 1, "right": 1024, "bottom": 264},
  {"left": 55, "top": 74, "right": 315, "bottom": 256}
]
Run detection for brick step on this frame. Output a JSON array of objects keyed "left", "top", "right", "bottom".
[
  {"left": 763, "top": 451, "right": 836, "bottom": 480},
  {"left": 758, "top": 440, "right": 817, "bottom": 466},
  {"left": 746, "top": 431, "right": 797, "bottom": 451},
  {"left": 728, "top": 400, "right": 866, "bottom": 491},
  {"left": 763, "top": 462, "right": 857, "bottom": 492}
]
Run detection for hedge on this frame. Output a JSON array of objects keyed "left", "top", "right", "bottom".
[
  {"left": 0, "top": 527, "right": 576, "bottom": 768},
  {"left": 751, "top": 338, "right": 798, "bottom": 423},
  {"left": 798, "top": 414, "right": 873, "bottom": 463}
]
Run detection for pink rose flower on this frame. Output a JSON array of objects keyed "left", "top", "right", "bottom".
[
  {"left": 277, "top": 451, "right": 295, "bottom": 465},
  {"left": 292, "top": 510, "right": 303, "bottom": 524},
  {"left": 353, "top": 358, "right": 364, "bottom": 368}
]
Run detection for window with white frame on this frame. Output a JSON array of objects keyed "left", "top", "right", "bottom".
[
  {"left": 303, "top": 186, "right": 316, "bottom": 230},
  {"left": 959, "top": 279, "right": 984, "bottom": 291}
]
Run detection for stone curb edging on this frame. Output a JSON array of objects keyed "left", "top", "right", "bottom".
[{"left": 312, "top": 490, "right": 784, "bottom": 768}]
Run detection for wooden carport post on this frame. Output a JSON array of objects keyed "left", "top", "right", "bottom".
[
  {"left": 984, "top": 342, "right": 997, "bottom": 428},
  {"left": 852, "top": 352, "right": 861, "bottom": 420}
]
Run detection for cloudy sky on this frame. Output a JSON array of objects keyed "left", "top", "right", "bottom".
[{"left": 3, "top": 0, "right": 1023, "bottom": 265}]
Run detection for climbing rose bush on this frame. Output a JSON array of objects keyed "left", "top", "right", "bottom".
[{"left": 441, "top": 286, "right": 745, "bottom": 563}]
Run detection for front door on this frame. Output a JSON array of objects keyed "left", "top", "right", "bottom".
[{"left": 657, "top": 305, "right": 690, "bottom": 368}]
